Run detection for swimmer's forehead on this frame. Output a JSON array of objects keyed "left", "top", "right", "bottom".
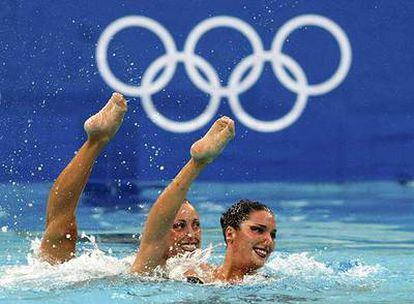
[
  {"left": 244, "top": 210, "right": 276, "bottom": 228},
  {"left": 176, "top": 203, "right": 199, "bottom": 219}
]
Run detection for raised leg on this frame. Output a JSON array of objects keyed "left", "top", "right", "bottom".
[
  {"left": 39, "top": 93, "right": 127, "bottom": 263},
  {"left": 131, "top": 116, "right": 235, "bottom": 273}
]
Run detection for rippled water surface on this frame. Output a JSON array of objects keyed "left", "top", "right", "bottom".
[{"left": 1, "top": 182, "right": 413, "bottom": 303}]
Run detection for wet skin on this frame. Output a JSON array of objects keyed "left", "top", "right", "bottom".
[
  {"left": 227, "top": 210, "right": 277, "bottom": 273},
  {"left": 131, "top": 116, "right": 234, "bottom": 274}
]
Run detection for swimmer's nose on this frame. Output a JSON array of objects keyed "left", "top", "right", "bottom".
[
  {"left": 187, "top": 228, "right": 194, "bottom": 237},
  {"left": 263, "top": 233, "right": 274, "bottom": 246},
  {"left": 186, "top": 225, "right": 199, "bottom": 237}
]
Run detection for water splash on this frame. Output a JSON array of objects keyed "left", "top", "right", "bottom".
[
  {"left": 164, "top": 244, "right": 214, "bottom": 281},
  {"left": 0, "top": 237, "right": 384, "bottom": 293},
  {"left": 266, "top": 252, "right": 334, "bottom": 276},
  {"left": 0, "top": 237, "right": 133, "bottom": 291},
  {"left": 259, "top": 252, "right": 385, "bottom": 291}
]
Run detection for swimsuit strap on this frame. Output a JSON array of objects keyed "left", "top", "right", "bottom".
[{"left": 186, "top": 276, "right": 204, "bottom": 284}]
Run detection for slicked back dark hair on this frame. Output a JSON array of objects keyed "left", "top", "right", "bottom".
[{"left": 220, "top": 199, "right": 273, "bottom": 244}]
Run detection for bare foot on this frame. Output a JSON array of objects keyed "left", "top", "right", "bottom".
[
  {"left": 190, "top": 116, "right": 235, "bottom": 164},
  {"left": 84, "top": 92, "right": 127, "bottom": 143}
]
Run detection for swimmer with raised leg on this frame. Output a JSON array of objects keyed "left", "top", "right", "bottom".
[
  {"left": 39, "top": 93, "right": 127, "bottom": 264},
  {"left": 189, "top": 123, "right": 276, "bottom": 283},
  {"left": 131, "top": 117, "right": 276, "bottom": 284},
  {"left": 38, "top": 92, "right": 274, "bottom": 283},
  {"left": 131, "top": 116, "right": 235, "bottom": 274}
]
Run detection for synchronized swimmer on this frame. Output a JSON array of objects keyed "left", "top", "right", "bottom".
[{"left": 39, "top": 92, "right": 276, "bottom": 283}]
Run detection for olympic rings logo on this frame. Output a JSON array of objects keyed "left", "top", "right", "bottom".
[{"left": 96, "top": 15, "right": 352, "bottom": 133}]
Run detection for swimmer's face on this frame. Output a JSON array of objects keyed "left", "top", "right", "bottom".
[
  {"left": 167, "top": 202, "right": 201, "bottom": 258},
  {"left": 227, "top": 210, "right": 276, "bottom": 272}
]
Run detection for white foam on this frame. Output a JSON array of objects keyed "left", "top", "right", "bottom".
[
  {"left": 0, "top": 237, "right": 133, "bottom": 291},
  {"left": 262, "top": 252, "right": 383, "bottom": 289},
  {"left": 164, "top": 244, "right": 214, "bottom": 281},
  {"left": 340, "top": 263, "right": 382, "bottom": 279},
  {"left": 266, "top": 252, "right": 334, "bottom": 276},
  {"left": 0, "top": 237, "right": 383, "bottom": 291},
  {"left": 0, "top": 237, "right": 218, "bottom": 290}
]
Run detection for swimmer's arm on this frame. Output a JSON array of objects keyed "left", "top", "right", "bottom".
[{"left": 131, "top": 158, "right": 206, "bottom": 274}]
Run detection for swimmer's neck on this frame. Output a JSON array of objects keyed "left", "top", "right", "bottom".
[{"left": 214, "top": 255, "right": 255, "bottom": 283}]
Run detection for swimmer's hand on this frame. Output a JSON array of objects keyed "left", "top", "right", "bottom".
[{"left": 190, "top": 116, "right": 235, "bottom": 164}]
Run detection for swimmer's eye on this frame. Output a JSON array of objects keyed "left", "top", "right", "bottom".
[
  {"left": 270, "top": 230, "right": 276, "bottom": 240},
  {"left": 173, "top": 221, "right": 186, "bottom": 230},
  {"left": 193, "top": 220, "right": 201, "bottom": 229},
  {"left": 250, "top": 226, "right": 264, "bottom": 234}
]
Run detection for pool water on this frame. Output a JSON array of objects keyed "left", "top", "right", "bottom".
[{"left": 0, "top": 181, "right": 413, "bottom": 303}]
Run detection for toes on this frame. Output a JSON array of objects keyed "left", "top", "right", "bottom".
[
  {"left": 111, "top": 92, "right": 127, "bottom": 112},
  {"left": 220, "top": 116, "right": 231, "bottom": 124},
  {"left": 228, "top": 119, "right": 235, "bottom": 135},
  {"left": 213, "top": 116, "right": 232, "bottom": 131},
  {"left": 112, "top": 92, "right": 122, "bottom": 98},
  {"left": 111, "top": 92, "right": 124, "bottom": 101},
  {"left": 219, "top": 116, "right": 232, "bottom": 126},
  {"left": 220, "top": 117, "right": 235, "bottom": 137}
]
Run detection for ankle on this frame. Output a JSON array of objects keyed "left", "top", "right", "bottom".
[
  {"left": 85, "top": 137, "right": 109, "bottom": 150},
  {"left": 190, "top": 157, "right": 209, "bottom": 169}
]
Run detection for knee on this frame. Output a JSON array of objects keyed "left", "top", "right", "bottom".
[{"left": 44, "top": 216, "right": 78, "bottom": 242}]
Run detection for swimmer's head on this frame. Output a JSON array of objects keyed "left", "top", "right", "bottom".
[
  {"left": 220, "top": 199, "right": 276, "bottom": 271},
  {"left": 167, "top": 199, "right": 201, "bottom": 258}
]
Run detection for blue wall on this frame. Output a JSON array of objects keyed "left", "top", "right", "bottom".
[{"left": 1, "top": 0, "right": 413, "bottom": 183}]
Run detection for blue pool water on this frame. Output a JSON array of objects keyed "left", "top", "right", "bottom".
[{"left": 0, "top": 181, "right": 413, "bottom": 303}]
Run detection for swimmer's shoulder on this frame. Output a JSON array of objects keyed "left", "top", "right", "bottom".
[{"left": 185, "top": 263, "right": 217, "bottom": 284}]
